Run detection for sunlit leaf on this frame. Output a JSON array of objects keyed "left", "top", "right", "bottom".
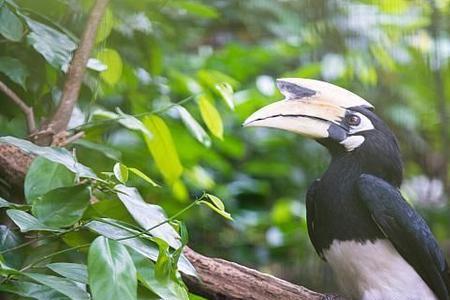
[
  {"left": 172, "top": 1, "right": 219, "bottom": 19},
  {"left": 0, "top": 56, "right": 29, "bottom": 88},
  {"left": 96, "top": 8, "right": 114, "bottom": 43},
  {"left": 24, "top": 272, "right": 89, "bottom": 300},
  {"left": 173, "top": 105, "right": 211, "bottom": 147},
  {"left": 115, "top": 185, "right": 181, "bottom": 248},
  {"left": 25, "top": 157, "right": 75, "bottom": 204},
  {"left": 0, "top": 5, "right": 23, "bottom": 41},
  {"left": 198, "top": 95, "right": 223, "bottom": 139},
  {"left": 47, "top": 263, "right": 88, "bottom": 284},
  {"left": 25, "top": 17, "right": 77, "bottom": 69},
  {"left": 205, "top": 193, "right": 224, "bottom": 211},
  {"left": 88, "top": 237, "right": 137, "bottom": 300},
  {"left": 97, "top": 48, "right": 123, "bottom": 86},
  {"left": 143, "top": 115, "right": 183, "bottom": 184},
  {"left": 215, "top": 82, "right": 234, "bottom": 110},
  {"left": 200, "top": 201, "right": 233, "bottom": 221},
  {"left": 32, "top": 184, "right": 90, "bottom": 228},
  {"left": 128, "top": 167, "right": 160, "bottom": 187},
  {"left": 113, "top": 162, "right": 129, "bottom": 183},
  {"left": 0, "top": 136, "right": 97, "bottom": 179},
  {"left": 6, "top": 209, "right": 62, "bottom": 232}
]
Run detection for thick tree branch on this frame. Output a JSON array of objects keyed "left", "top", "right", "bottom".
[
  {"left": 0, "top": 80, "right": 36, "bottom": 133},
  {"left": 33, "top": 0, "right": 110, "bottom": 145}
]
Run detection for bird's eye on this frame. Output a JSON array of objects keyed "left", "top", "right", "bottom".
[{"left": 347, "top": 114, "right": 361, "bottom": 126}]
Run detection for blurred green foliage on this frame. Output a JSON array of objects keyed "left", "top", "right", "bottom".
[{"left": 0, "top": 0, "right": 449, "bottom": 297}]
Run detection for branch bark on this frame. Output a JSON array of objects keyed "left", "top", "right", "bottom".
[
  {"left": 32, "top": 0, "right": 110, "bottom": 146},
  {"left": 0, "top": 80, "right": 36, "bottom": 133}
]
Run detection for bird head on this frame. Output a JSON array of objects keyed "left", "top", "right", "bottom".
[{"left": 243, "top": 78, "right": 403, "bottom": 184}]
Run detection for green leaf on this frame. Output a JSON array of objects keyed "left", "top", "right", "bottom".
[
  {"left": 97, "top": 48, "right": 123, "bottom": 86},
  {"left": 128, "top": 168, "right": 160, "bottom": 187},
  {"left": 47, "top": 263, "right": 88, "bottom": 284},
  {"left": 0, "top": 197, "right": 28, "bottom": 209},
  {"left": 0, "top": 56, "right": 29, "bottom": 88},
  {"left": 172, "top": 1, "right": 219, "bottom": 19},
  {"left": 116, "top": 108, "right": 152, "bottom": 139},
  {"left": 86, "top": 219, "right": 197, "bottom": 277},
  {"left": 25, "top": 157, "right": 75, "bottom": 204},
  {"left": 0, "top": 281, "right": 69, "bottom": 300},
  {"left": 0, "top": 5, "right": 23, "bottom": 41},
  {"left": 205, "top": 193, "right": 225, "bottom": 211},
  {"left": 88, "top": 237, "right": 137, "bottom": 300},
  {"left": 132, "top": 251, "right": 189, "bottom": 300},
  {"left": 32, "top": 184, "right": 90, "bottom": 228},
  {"left": 96, "top": 8, "right": 113, "bottom": 43},
  {"left": 199, "top": 201, "right": 233, "bottom": 220},
  {"left": 24, "top": 272, "right": 89, "bottom": 300},
  {"left": 74, "top": 139, "right": 121, "bottom": 161},
  {"left": 115, "top": 185, "right": 181, "bottom": 249},
  {"left": 113, "top": 162, "right": 129, "bottom": 183},
  {"left": 215, "top": 82, "right": 234, "bottom": 110},
  {"left": 6, "top": 209, "right": 62, "bottom": 232},
  {"left": 198, "top": 95, "right": 223, "bottom": 139},
  {"left": 0, "top": 225, "right": 22, "bottom": 268},
  {"left": 173, "top": 105, "right": 211, "bottom": 147},
  {"left": 0, "top": 136, "right": 97, "bottom": 178},
  {"left": 143, "top": 115, "right": 183, "bottom": 184},
  {"left": 25, "top": 17, "right": 77, "bottom": 69}
]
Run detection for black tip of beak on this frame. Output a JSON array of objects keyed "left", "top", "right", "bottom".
[{"left": 276, "top": 79, "right": 316, "bottom": 99}]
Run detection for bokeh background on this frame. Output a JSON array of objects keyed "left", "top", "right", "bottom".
[{"left": 1, "top": 0, "right": 449, "bottom": 294}]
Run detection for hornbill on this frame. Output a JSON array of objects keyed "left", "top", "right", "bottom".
[{"left": 243, "top": 78, "right": 450, "bottom": 300}]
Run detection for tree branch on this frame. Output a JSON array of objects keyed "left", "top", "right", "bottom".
[
  {"left": 33, "top": 0, "right": 110, "bottom": 145},
  {"left": 0, "top": 80, "right": 36, "bottom": 133}
]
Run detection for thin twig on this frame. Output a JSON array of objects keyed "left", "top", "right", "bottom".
[
  {"left": 0, "top": 80, "right": 36, "bottom": 133},
  {"left": 36, "top": 0, "right": 110, "bottom": 145}
]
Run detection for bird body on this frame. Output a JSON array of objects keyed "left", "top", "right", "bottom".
[{"left": 244, "top": 78, "right": 450, "bottom": 299}]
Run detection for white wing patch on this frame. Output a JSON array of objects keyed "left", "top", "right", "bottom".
[{"left": 324, "top": 239, "right": 437, "bottom": 300}]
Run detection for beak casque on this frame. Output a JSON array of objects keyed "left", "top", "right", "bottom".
[{"left": 243, "top": 78, "right": 373, "bottom": 139}]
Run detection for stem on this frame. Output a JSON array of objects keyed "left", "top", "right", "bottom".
[{"left": 0, "top": 80, "right": 36, "bottom": 133}]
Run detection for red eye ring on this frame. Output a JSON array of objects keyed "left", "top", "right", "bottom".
[{"left": 347, "top": 114, "right": 361, "bottom": 126}]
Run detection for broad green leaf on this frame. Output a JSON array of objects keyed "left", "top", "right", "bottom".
[
  {"left": 0, "top": 225, "right": 22, "bottom": 268},
  {"left": 25, "top": 157, "right": 75, "bottom": 204},
  {"left": 24, "top": 272, "right": 89, "bottom": 300},
  {"left": 88, "top": 237, "right": 137, "bottom": 300},
  {"left": 115, "top": 185, "right": 181, "bottom": 249},
  {"left": 143, "top": 115, "right": 183, "bottom": 184},
  {"left": 128, "top": 168, "right": 160, "bottom": 187},
  {"left": 25, "top": 17, "right": 77, "bottom": 69},
  {"left": 0, "top": 256, "right": 22, "bottom": 276},
  {"left": 97, "top": 48, "right": 123, "bottom": 86},
  {"left": 74, "top": 139, "right": 121, "bottom": 160},
  {"left": 0, "top": 5, "right": 23, "bottom": 41},
  {"left": 205, "top": 193, "right": 225, "bottom": 211},
  {"left": 215, "top": 82, "right": 234, "bottom": 110},
  {"left": 32, "top": 184, "right": 90, "bottom": 228},
  {"left": 153, "top": 238, "right": 171, "bottom": 282},
  {"left": 198, "top": 95, "right": 223, "bottom": 139},
  {"left": 47, "top": 263, "right": 88, "bottom": 284},
  {"left": 0, "top": 56, "right": 29, "bottom": 88},
  {"left": 96, "top": 8, "right": 113, "bottom": 43},
  {"left": 173, "top": 105, "right": 211, "bottom": 147},
  {"left": 86, "top": 219, "right": 197, "bottom": 277},
  {"left": 0, "top": 281, "right": 69, "bottom": 300},
  {"left": 113, "top": 162, "right": 129, "bottom": 183},
  {"left": 6, "top": 209, "right": 62, "bottom": 232},
  {"left": 0, "top": 136, "right": 97, "bottom": 178}
]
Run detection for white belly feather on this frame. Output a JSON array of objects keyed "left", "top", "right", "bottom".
[{"left": 324, "top": 239, "right": 437, "bottom": 300}]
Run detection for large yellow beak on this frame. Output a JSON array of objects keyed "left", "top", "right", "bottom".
[{"left": 243, "top": 78, "right": 373, "bottom": 139}]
